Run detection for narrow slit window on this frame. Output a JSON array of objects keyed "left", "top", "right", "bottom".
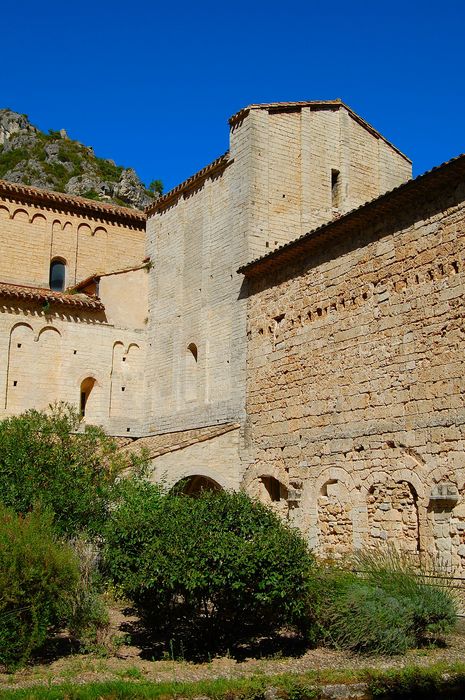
[
  {"left": 331, "top": 169, "right": 341, "bottom": 209},
  {"left": 80, "top": 377, "right": 95, "bottom": 416}
]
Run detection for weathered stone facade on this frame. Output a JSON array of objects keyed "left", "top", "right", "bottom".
[
  {"left": 142, "top": 100, "right": 410, "bottom": 492},
  {"left": 3, "top": 100, "right": 465, "bottom": 566},
  {"left": 0, "top": 180, "right": 147, "bottom": 435},
  {"left": 241, "top": 156, "right": 465, "bottom": 570}
]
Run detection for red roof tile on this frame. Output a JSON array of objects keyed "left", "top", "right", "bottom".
[
  {"left": 146, "top": 153, "right": 231, "bottom": 216},
  {"left": 0, "top": 282, "right": 104, "bottom": 310},
  {"left": 0, "top": 179, "right": 146, "bottom": 226}
]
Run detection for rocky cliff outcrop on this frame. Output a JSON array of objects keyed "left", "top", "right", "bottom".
[{"left": 0, "top": 109, "right": 160, "bottom": 210}]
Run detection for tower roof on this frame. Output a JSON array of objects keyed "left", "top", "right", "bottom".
[{"left": 228, "top": 99, "right": 411, "bottom": 162}]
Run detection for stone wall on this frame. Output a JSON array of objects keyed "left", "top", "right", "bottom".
[
  {"left": 0, "top": 196, "right": 145, "bottom": 288},
  {"left": 147, "top": 426, "right": 242, "bottom": 492},
  {"left": 244, "top": 175, "right": 465, "bottom": 571},
  {"left": 0, "top": 300, "right": 146, "bottom": 434},
  {"left": 143, "top": 102, "right": 410, "bottom": 486},
  {"left": 236, "top": 104, "right": 411, "bottom": 261},
  {"left": 0, "top": 190, "right": 147, "bottom": 433},
  {"left": 145, "top": 162, "right": 248, "bottom": 443}
]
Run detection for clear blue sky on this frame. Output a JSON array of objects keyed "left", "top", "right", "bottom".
[{"left": 2, "top": 0, "right": 464, "bottom": 191}]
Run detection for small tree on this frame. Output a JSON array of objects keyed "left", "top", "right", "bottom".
[
  {"left": 148, "top": 179, "right": 163, "bottom": 195},
  {"left": 0, "top": 403, "right": 143, "bottom": 538},
  {"left": 104, "top": 485, "right": 316, "bottom": 656},
  {"left": 0, "top": 504, "right": 79, "bottom": 668}
]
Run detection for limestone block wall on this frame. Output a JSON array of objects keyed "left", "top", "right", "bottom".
[
  {"left": 0, "top": 301, "right": 146, "bottom": 436},
  {"left": 148, "top": 427, "right": 242, "bottom": 492},
  {"left": 145, "top": 102, "right": 409, "bottom": 443},
  {"left": 145, "top": 163, "right": 248, "bottom": 437},
  {"left": 244, "top": 179, "right": 465, "bottom": 571},
  {"left": 98, "top": 268, "right": 148, "bottom": 330},
  {"left": 0, "top": 196, "right": 145, "bottom": 289},
  {"left": 230, "top": 104, "right": 411, "bottom": 261}
]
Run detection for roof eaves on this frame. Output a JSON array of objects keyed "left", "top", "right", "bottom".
[
  {"left": 228, "top": 100, "right": 411, "bottom": 163},
  {"left": 0, "top": 282, "right": 105, "bottom": 310},
  {"left": 228, "top": 100, "right": 343, "bottom": 126},
  {"left": 146, "top": 152, "right": 231, "bottom": 216},
  {"left": 238, "top": 153, "right": 465, "bottom": 278},
  {"left": 72, "top": 261, "right": 149, "bottom": 291},
  {"left": 0, "top": 179, "right": 146, "bottom": 226}
]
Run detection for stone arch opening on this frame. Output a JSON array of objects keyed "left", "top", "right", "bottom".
[
  {"left": 80, "top": 377, "right": 96, "bottom": 417},
  {"left": 367, "top": 479, "right": 420, "bottom": 553},
  {"left": 317, "top": 478, "right": 354, "bottom": 558},
  {"left": 175, "top": 474, "right": 222, "bottom": 496}
]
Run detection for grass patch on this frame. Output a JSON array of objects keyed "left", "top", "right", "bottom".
[{"left": 1, "top": 665, "right": 465, "bottom": 700}]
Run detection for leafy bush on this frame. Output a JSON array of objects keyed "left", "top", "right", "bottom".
[
  {"left": 314, "top": 548, "right": 457, "bottom": 655},
  {"left": 0, "top": 403, "right": 144, "bottom": 537},
  {"left": 0, "top": 504, "right": 79, "bottom": 668},
  {"left": 66, "top": 539, "right": 111, "bottom": 654},
  {"left": 104, "top": 484, "right": 316, "bottom": 655}
]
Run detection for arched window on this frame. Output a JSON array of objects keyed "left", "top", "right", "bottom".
[
  {"left": 80, "top": 377, "right": 96, "bottom": 416},
  {"left": 185, "top": 343, "right": 198, "bottom": 402},
  {"left": 187, "top": 343, "right": 198, "bottom": 362},
  {"left": 49, "top": 259, "right": 66, "bottom": 292}
]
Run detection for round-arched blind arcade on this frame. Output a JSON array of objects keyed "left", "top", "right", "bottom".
[{"left": 49, "top": 259, "right": 66, "bottom": 292}]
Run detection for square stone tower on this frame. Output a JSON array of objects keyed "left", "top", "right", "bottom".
[{"left": 144, "top": 101, "right": 411, "bottom": 463}]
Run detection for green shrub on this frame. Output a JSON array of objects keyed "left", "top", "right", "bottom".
[
  {"left": 0, "top": 504, "right": 79, "bottom": 669},
  {"left": 104, "top": 485, "right": 316, "bottom": 655},
  {"left": 0, "top": 403, "right": 145, "bottom": 538},
  {"left": 66, "top": 538, "right": 110, "bottom": 654},
  {"left": 314, "top": 548, "right": 457, "bottom": 655}
]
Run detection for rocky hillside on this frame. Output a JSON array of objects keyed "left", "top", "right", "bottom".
[{"left": 0, "top": 109, "right": 161, "bottom": 210}]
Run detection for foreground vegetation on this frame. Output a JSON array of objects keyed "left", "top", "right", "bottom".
[
  {"left": 2, "top": 664, "right": 465, "bottom": 699},
  {"left": 0, "top": 405, "right": 459, "bottom": 671}
]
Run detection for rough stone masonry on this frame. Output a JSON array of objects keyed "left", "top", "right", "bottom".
[{"left": 240, "top": 154, "right": 465, "bottom": 572}]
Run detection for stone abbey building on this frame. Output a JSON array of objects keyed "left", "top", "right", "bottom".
[{"left": 1, "top": 100, "right": 465, "bottom": 570}]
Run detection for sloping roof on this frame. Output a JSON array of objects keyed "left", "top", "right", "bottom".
[
  {"left": 0, "top": 282, "right": 104, "bottom": 310},
  {"left": 145, "top": 152, "right": 231, "bottom": 216},
  {"left": 0, "top": 179, "right": 146, "bottom": 226},
  {"left": 122, "top": 422, "right": 240, "bottom": 460},
  {"left": 238, "top": 153, "right": 465, "bottom": 279},
  {"left": 228, "top": 99, "right": 410, "bottom": 162},
  {"left": 72, "top": 261, "right": 149, "bottom": 292}
]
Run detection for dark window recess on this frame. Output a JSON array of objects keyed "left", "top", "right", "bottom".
[
  {"left": 261, "top": 475, "right": 288, "bottom": 502},
  {"left": 49, "top": 259, "right": 66, "bottom": 292},
  {"left": 121, "top": 386, "right": 126, "bottom": 392},
  {"left": 331, "top": 169, "right": 341, "bottom": 208},
  {"left": 13, "top": 380, "right": 17, "bottom": 387},
  {"left": 17, "top": 343, "right": 21, "bottom": 348},
  {"left": 80, "top": 377, "right": 95, "bottom": 416}
]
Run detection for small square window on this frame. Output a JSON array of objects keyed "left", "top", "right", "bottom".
[
  {"left": 121, "top": 386, "right": 126, "bottom": 392},
  {"left": 13, "top": 381, "right": 17, "bottom": 387},
  {"left": 17, "top": 343, "right": 22, "bottom": 349}
]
